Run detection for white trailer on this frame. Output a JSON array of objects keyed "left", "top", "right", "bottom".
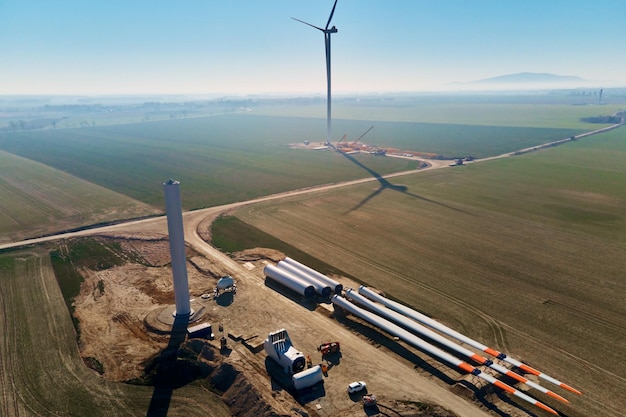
[{"left": 292, "top": 365, "right": 323, "bottom": 390}]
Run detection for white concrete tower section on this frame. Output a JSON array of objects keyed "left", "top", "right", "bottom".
[{"left": 163, "top": 179, "right": 191, "bottom": 317}]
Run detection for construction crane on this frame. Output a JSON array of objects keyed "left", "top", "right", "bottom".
[
  {"left": 348, "top": 125, "right": 374, "bottom": 150},
  {"left": 336, "top": 133, "right": 348, "bottom": 148}
]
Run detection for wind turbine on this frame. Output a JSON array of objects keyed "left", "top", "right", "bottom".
[{"left": 292, "top": 0, "right": 338, "bottom": 146}]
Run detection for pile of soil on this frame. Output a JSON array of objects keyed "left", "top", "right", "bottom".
[{"left": 231, "top": 248, "right": 285, "bottom": 263}]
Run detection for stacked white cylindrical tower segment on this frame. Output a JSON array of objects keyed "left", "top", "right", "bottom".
[
  {"left": 264, "top": 264, "right": 316, "bottom": 299},
  {"left": 276, "top": 260, "right": 332, "bottom": 298},
  {"left": 357, "top": 285, "right": 581, "bottom": 396},
  {"left": 282, "top": 257, "right": 343, "bottom": 294},
  {"left": 163, "top": 179, "right": 191, "bottom": 317}
]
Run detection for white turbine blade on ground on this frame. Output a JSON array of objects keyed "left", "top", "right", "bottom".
[
  {"left": 332, "top": 295, "right": 558, "bottom": 415},
  {"left": 358, "top": 285, "right": 582, "bottom": 395},
  {"left": 344, "top": 289, "right": 569, "bottom": 403}
]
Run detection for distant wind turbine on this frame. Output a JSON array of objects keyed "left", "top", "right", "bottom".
[{"left": 292, "top": 0, "right": 338, "bottom": 146}]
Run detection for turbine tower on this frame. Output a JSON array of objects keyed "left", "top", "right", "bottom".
[
  {"left": 163, "top": 179, "right": 191, "bottom": 317},
  {"left": 292, "top": 0, "right": 338, "bottom": 146}
]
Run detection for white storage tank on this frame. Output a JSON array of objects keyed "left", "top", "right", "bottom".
[
  {"left": 217, "top": 275, "right": 235, "bottom": 290},
  {"left": 264, "top": 264, "right": 316, "bottom": 298},
  {"left": 292, "top": 365, "right": 323, "bottom": 390}
]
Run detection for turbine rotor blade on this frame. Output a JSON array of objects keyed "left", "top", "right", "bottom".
[
  {"left": 358, "top": 285, "right": 583, "bottom": 395},
  {"left": 325, "top": 0, "right": 338, "bottom": 30},
  {"left": 291, "top": 17, "right": 324, "bottom": 31}
]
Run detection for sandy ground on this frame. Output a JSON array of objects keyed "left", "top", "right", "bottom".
[{"left": 69, "top": 205, "right": 540, "bottom": 417}]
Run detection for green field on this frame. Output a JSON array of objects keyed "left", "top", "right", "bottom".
[
  {"left": 252, "top": 95, "right": 626, "bottom": 128},
  {"left": 0, "top": 150, "right": 158, "bottom": 244},
  {"left": 1, "top": 95, "right": 624, "bottom": 416},
  {"left": 1, "top": 93, "right": 621, "bottom": 244},
  {"left": 0, "top": 115, "right": 425, "bottom": 210},
  {"left": 0, "top": 247, "right": 232, "bottom": 417},
  {"left": 230, "top": 127, "right": 626, "bottom": 417},
  {"left": 0, "top": 110, "right": 591, "bottom": 212},
  {"left": 333, "top": 119, "right": 583, "bottom": 157}
]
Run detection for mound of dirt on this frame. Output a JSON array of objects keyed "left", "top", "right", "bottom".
[
  {"left": 139, "top": 339, "right": 286, "bottom": 417},
  {"left": 231, "top": 248, "right": 285, "bottom": 263},
  {"left": 222, "top": 375, "right": 279, "bottom": 417}
]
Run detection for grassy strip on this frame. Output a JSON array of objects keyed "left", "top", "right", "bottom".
[{"left": 211, "top": 214, "right": 353, "bottom": 279}]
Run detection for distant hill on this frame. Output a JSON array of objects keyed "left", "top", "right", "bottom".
[
  {"left": 451, "top": 72, "right": 590, "bottom": 90},
  {"left": 471, "top": 72, "right": 587, "bottom": 84}
]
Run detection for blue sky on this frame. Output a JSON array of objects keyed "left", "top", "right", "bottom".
[{"left": 1, "top": 0, "right": 625, "bottom": 95}]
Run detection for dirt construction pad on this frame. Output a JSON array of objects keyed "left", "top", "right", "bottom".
[{"left": 70, "top": 214, "right": 544, "bottom": 417}]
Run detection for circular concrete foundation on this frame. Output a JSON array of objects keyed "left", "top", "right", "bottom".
[
  {"left": 144, "top": 300, "right": 208, "bottom": 333},
  {"left": 172, "top": 308, "right": 195, "bottom": 318}
]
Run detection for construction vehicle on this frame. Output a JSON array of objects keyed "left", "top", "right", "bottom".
[
  {"left": 362, "top": 394, "right": 377, "bottom": 407},
  {"left": 336, "top": 133, "right": 347, "bottom": 148},
  {"left": 347, "top": 380, "right": 366, "bottom": 394},
  {"left": 369, "top": 145, "right": 387, "bottom": 156},
  {"left": 336, "top": 126, "right": 374, "bottom": 153},
  {"left": 348, "top": 125, "right": 374, "bottom": 150},
  {"left": 336, "top": 133, "right": 356, "bottom": 154},
  {"left": 317, "top": 341, "right": 340, "bottom": 355}
]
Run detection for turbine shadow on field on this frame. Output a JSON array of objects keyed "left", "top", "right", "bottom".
[
  {"left": 341, "top": 153, "right": 468, "bottom": 215},
  {"left": 146, "top": 315, "right": 189, "bottom": 417}
]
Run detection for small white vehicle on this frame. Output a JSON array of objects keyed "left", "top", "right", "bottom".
[{"left": 347, "top": 381, "right": 367, "bottom": 394}]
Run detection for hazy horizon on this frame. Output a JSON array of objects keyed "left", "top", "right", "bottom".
[{"left": 2, "top": 0, "right": 625, "bottom": 95}]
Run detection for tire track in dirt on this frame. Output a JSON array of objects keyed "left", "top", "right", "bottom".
[
  {"left": 1, "top": 254, "right": 54, "bottom": 417},
  {"left": 2, "top": 251, "right": 151, "bottom": 417},
  {"left": 0, "top": 281, "right": 22, "bottom": 417},
  {"left": 498, "top": 318, "right": 626, "bottom": 383},
  {"left": 540, "top": 296, "right": 625, "bottom": 336}
]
